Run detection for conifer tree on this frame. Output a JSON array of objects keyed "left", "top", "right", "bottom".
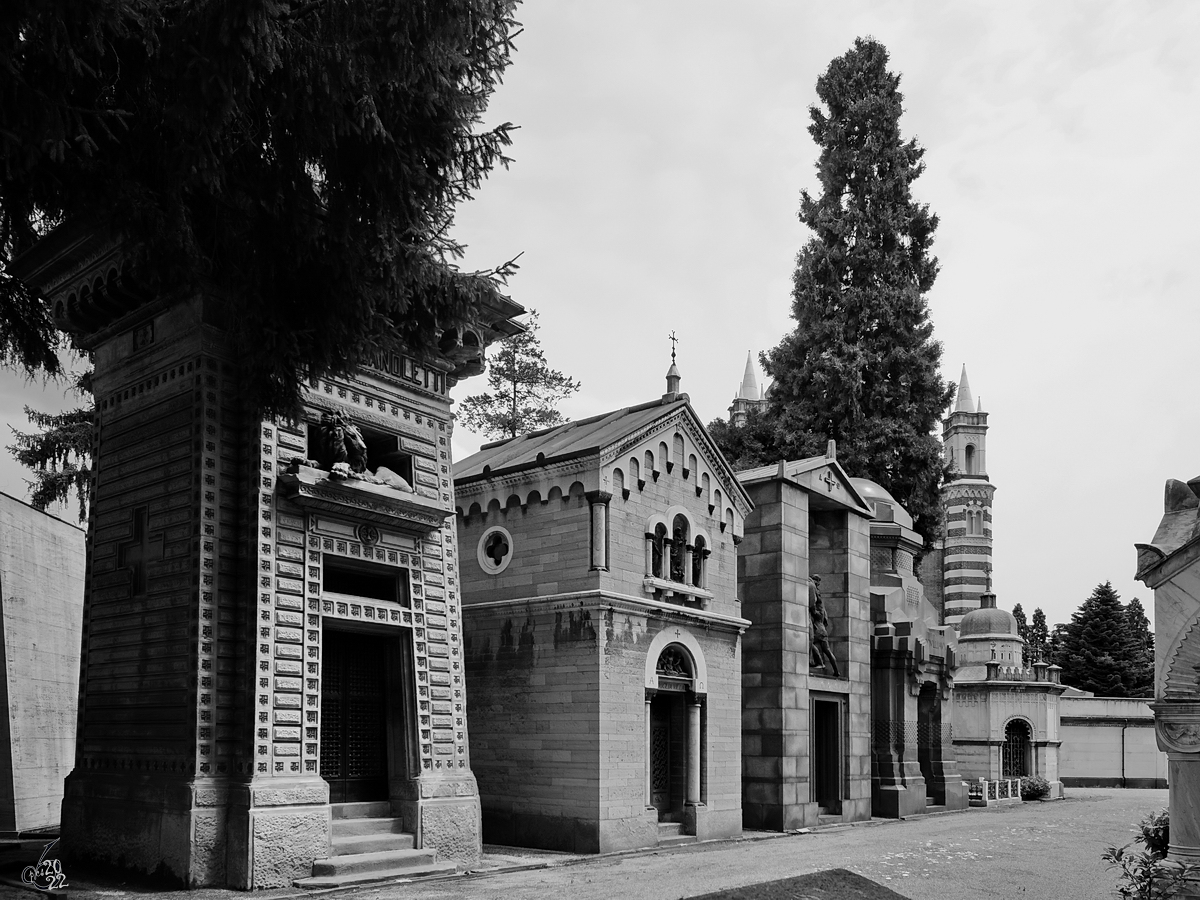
[
  {"left": 1053, "top": 581, "right": 1141, "bottom": 696},
  {"left": 0, "top": 0, "right": 521, "bottom": 414},
  {"left": 1030, "top": 607, "right": 1049, "bottom": 663},
  {"left": 754, "top": 38, "right": 953, "bottom": 544},
  {"left": 456, "top": 310, "right": 580, "bottom": 440},
  {"left": 1125, "top": 597, "right": 1155, "bottom": 697},
  {"left": 1012, "top": 603, "right": 1030, "bottom": 666}
]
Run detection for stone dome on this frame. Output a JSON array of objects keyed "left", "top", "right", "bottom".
[
  {"left": 849, "top": 478, "right": 914, "bottom": 530},
  {"left": 958, "top": 602, "right": 1019, "bottom": 638}
]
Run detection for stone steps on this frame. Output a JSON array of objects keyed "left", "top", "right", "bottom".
[
  {"left": 657, "top": 821, "right": 696, "bottom": 847},
  {"left": 294, "top": 803, "right": 454, "bottom": 889}
]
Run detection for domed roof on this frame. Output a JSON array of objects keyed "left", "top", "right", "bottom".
[
  {"left": 849, "top": 478, "right": 913, "bottom": 529},
  {"left": 958, "top": 605, "right": 1020, "bottom": 638}
]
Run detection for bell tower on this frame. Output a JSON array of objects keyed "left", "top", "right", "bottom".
[{"left": 941, "top": 366, "right": 996, "bottom": 628}]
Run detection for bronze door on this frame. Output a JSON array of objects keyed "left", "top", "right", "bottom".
[
  {"left": 650, "top": 699, "right": 671, "bottom": 815},
  {"left": 320, "top": 630, "right": 389, "bottom": 803}
]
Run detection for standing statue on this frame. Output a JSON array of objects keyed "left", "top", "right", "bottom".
[{"left": 809, "top": 575, "right": 841, "bottom": 677}]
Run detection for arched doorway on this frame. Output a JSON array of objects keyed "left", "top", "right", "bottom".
[
  {"left": 917, "top": 681, "right": 942, "bottom": 804},
  {"left": 647, "top": 644, "right": 703, "bottom": 824},
  {"left": 1002, "top": 719, "right": 1032, "bottom": 778}
]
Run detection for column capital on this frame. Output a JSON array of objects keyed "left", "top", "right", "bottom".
[{"left": 586, "top": 490, "right": 613, "bottom": 505}]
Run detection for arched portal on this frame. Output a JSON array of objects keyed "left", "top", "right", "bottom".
[
  {"left": 645, "top": 642, "right": 705, "bottom": 828},
  {"left": 1002, "top": 719, "right": 1032, "bottom": 778}
]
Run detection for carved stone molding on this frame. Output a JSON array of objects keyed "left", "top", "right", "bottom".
[
  {"left": 278, "top": 466, "right": 452, "bottom": 535},
  {"left": 1151, "top": 701, "right": 1200, "bottom": 753}
]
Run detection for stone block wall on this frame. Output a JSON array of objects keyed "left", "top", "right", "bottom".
[
  {"left": 0, "top": 496, "right": 85, "bottom": 832},
  {"left": 463, "top": 599, "right": 601, "bottom": 851},
  {"left": 458, "top": 485, "right": 595, "bottom": 603}
]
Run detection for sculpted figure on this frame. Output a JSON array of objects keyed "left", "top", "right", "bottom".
[
  {"left": 320, "top": 410, "right": 369, "bottom": 475},
  {"left": 809, "top": 575, "right": 841, "bottom": 677}
]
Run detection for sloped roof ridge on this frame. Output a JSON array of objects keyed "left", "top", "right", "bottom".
[{"left": 476, "top": 397, "right": 668, "bottom": 452}]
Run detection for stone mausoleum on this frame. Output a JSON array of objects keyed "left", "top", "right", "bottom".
[
  {"left": 951, "top": 593, "right": 1066, "bottom": 798},
  {"left": 14, "top": 226, "right": 522, "bottom": 887},
  {"left": 855, "top": 479, "right": 967, "bottom": 817},
  {"left": 735, "top": 450, "right": 875, "bottom": 828},
  {"left": 454, "top": 361, "right": 750, "bottom": 852}
]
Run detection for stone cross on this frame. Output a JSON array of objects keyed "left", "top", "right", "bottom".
[{"left": 118, "top": 507, "right": 164, "bottom": 595}]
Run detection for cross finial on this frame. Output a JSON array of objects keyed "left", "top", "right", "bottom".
[{"left": 668, "top": 331, "right": 678, "bottom": 362}]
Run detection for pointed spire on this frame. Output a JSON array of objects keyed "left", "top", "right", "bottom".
[
  {"left": 955, "top": 365, "right": 974, "bottom": 413},
  {"left": 738, "top": 351, "right": 758, "bottom": 400},
  {"left": 977, "top": 396, "right": 983, "bottom": 413}
]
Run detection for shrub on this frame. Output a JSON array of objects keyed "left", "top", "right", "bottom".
[
  {"left": 1020, "top": 775, "right": 1050, "bottom": 800},
  {"left": 1105, "top": 809, "right": 1199, "bottom": 900},
  {"left": 1139, "top": 809, "right": 1171, "bottom": 859}
]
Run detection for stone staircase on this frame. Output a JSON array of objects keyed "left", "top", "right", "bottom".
[
  {"left": 656, "top": 821, "right": 696, "bottom": 847},
  {"left": 295, "top": 801, "right": 458, "bottom": 888}
]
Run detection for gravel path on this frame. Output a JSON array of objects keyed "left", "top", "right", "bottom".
[{"left": 359, "top": 789, "right": 1164, "bottom": 900}]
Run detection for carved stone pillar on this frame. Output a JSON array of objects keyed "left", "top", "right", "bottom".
[
  {"left": 683, "top": 544, "right": 694, "bottom": 587},
  {"left": 644, "top": 532, "right": 654, "bottom": 577},
  {"left": 687, "top": 696, "right": 702, "bottom": 806}
]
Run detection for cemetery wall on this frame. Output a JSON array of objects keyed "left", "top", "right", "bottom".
[
  {"left": 0, "top": 494, "right": 85, "bottom": 832},
  {"left": 1059, "top": 696, "right": 1166, "bottom": 788}
]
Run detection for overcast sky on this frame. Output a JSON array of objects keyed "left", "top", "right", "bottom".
[{"left": 3, "top": 1, "right": 1198, "bottom": 631}]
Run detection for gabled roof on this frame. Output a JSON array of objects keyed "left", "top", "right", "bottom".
[
  {"left": 737, "top": 454, "right": 874, "bottom": 518},
  {"left": 455, "top": 396, "right": 753, "bottom": 511}
]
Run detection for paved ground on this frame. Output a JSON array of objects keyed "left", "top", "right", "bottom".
[{"left": 0, "top": 789, "right": 1168, "bottom": 900}]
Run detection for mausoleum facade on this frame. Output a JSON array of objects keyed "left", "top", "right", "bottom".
[
  {"left": 454, "top": 366, "right": 750, "bottom": 852},
  {"left": 14, "top": 228, "right": 521, "bottom": 887}
]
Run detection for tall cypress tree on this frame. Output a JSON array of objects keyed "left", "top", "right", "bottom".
[
  {"left": 761, "top": 37, "right": 953, "bottom": 545},
  {"left": 1012, "top": 603, "right": 1030, "bottom": 666},
  {"left": 1030, "top": 607, "right": 1049, "bottom": 664}
]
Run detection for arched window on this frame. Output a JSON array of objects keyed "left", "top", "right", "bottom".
[
  {"left": 612, "top": 467, "right": 625, "bottom": 499},
  {"left": 630, "top": 457, "right": 641, "bottom": 488},
  {"left": 651, "top": 523, "right": 668, "bottom": 578},
  {"left": 645, "top": 450, "right": 656, "bottom": 481},
  {"left": 965, "top": 444, "right": 976, "bottom": 475},
  {"left": 670, "top": 514, "right": 689, "bottom": 583},
  {"left": 700, "top": 472, "right": 711, "bottom": 502},
  {"left": 1002, "top": 719, "right": 1031, "bottom": 777}
]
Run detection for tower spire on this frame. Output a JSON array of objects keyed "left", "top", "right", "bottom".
[
  {"left": 955, "top": 365, "right": 974, "bottom": 413},
  {"left": 738, "top": 351, "right": 758, "bottom": 400}
]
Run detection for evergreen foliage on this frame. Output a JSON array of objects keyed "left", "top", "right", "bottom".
[
  {"left": 1, "top": 0, "right": 521, "bottom": 414},
  {"left": 706, "top": 406, "right": 779, "bottom": 473},
  {"left": 456, "top": 310, "right": 580, "bottom": 440},
  {"left": 7, "top": 372, "right": 93, "bottom": 521},
  {"left": 1029, "top": 607, "right": 1049, "bottom": 663},
  {"left": 1012, "top": 603, "right": 1030, "bottom": 666},
  {"left": 712, "top": 38, "right": 954, "bottom": 544},
  {"left": 1053, "top": 582, "right": 1153, "bottom": 697},
  {"left": 1125, "top": 597, "right": 1155, "bottom": 697}
]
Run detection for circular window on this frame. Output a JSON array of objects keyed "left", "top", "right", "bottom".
[{"left": 477, "top": 526, "right": 514, "bottom": 575}]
